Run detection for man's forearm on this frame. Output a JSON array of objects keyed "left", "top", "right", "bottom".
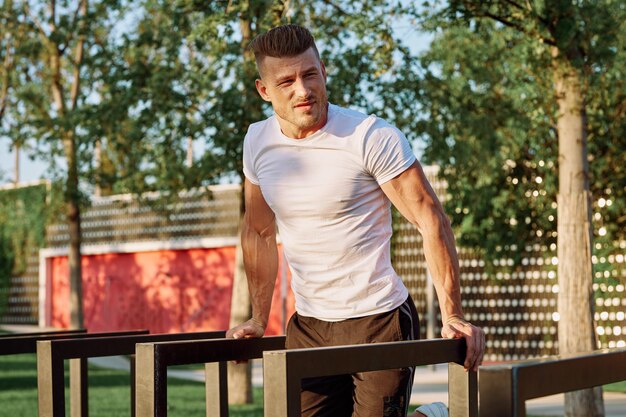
[
  {"left": 241, "top": 221, "right": 278, "bottom": 329},
  {"left": 421, "top": 210, "right": 464, "bottom": 323}
]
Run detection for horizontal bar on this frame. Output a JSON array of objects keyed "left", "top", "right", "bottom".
[
  {"left": 485, "top": 348, "right": 626, "bottom": 401},
  {"left": 0, "top": 329, "right": 85, "bottom": 339},
  {"left": 263, "top": 338, "right": 475, "bottom": 417},
  {"left": 41, "top": 330, "right": 227, "bottom": 359},
  {"left": 37, "top": 331, "right": 227, "bottom": 417},
  {"left": 150, "top": 336, "right": 286, "bottom": 366},
  {"left": 135, "top": 336, "right": 286, "bottom": 417},
  {"left": 265, "top": 338, "right": 466, "bottom": 378},
  {"left": 1, "top": 329, "right": 148, "bottom": 355}
]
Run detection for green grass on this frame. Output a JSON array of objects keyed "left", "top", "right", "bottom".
[
  {"left": 0, "top": 353, "right": 263, "bottom": 417},
  {"left": 605, "top": 380, "right": 626, "bottom": 393}
]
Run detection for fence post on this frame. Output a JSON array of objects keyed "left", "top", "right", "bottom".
[
  {"left": 69, "top": 357, "right": 88, "bottom": 417},
  {"left": 479, "top": 367, "right": 522, "bottom": 417},
  {"left": 205, "top": 361, "right": 228, "bottom": 417},
  {"left": 448, "top": 362, "right": 478, "bottom": 417},
  {"left": 263, "top": 351, "right": 300, "bottom": 417}
]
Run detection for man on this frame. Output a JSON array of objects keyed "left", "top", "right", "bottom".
[{"left": 226, "top": 24, "right": 485, "bottom": 417}]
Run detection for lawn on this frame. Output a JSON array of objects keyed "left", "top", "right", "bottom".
[{"left": 0, "top": 353, "right": 263, "bottom": 417}]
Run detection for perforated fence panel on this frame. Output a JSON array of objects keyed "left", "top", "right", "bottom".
[
  {"left": 45, "top": 185, "right": 242, "bottom": 248},
  {"left": 0, "top": 252, "right": 39, "bottom": 324},
  {"left": 392, "top": 166, "right": 626, "bottom": 361}
]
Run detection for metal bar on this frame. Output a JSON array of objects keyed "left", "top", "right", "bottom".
[
  {"left": 479, "top": 348, "right": 626, "bottom": 417},
  {"left": 130, "top": 355, "right": 136, "bottom": 417},
  {"left": 135, "top": 336, "right": 285, "bottom": 417},
  {"left": 516, "top": 348, "right": 626, "bottom": 400},
  {"left": 263, "top": 339, "right": 473, "bottom": 417},
  {"left": 70, "top": 358, "right": 88, "bottom": 417},
  {"left": 448, "top": 362, "right": 478, "bottom": 417},
  {"left": 1, "top": 329, "right": 147, "bottom": 355},
  {"left": 43, "top": 331, "right": 226, "bottom": 360},
  {"left": 205, "top": 361, "right": 228, "bottom": 417},
  {"left": 38, "top": 331, "right": 224, "bottom": 417},
  {"left": 151, "top": 336, "right": 286, "bottom": 366},
  {"left": 0, "top": 329, "right": 85, "bottom": 338},
  {"left": 270, "top": 338, "right": 466, "bottom": 379},
  {"left": 478, "top": 367, "right": 519, "bottom": 417}
]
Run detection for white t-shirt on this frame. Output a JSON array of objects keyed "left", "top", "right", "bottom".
[{"left": 243, "top": 104, "right": 416, "bottom": 321}]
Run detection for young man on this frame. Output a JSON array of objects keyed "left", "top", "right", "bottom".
[{"left": 226, "top": 24, "right": 485, "bottom": 417}]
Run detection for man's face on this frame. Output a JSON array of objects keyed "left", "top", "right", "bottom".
[{"left": 255, "top": 47, "right": 328, "bottom": 139}]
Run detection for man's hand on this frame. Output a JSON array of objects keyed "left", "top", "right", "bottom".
[
  {"left": 441, "top": 316, "right": 485, "bottom": 372},
  {"left": 226, "top": 318, "right": 265, "bottom": 339}
]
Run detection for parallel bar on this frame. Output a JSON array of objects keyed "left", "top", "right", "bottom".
[
  {"left": 0, "top": 329, "right": 85, "bottom": 338},
  {"left": 135, "top": 336, "right": 286, "bottom": 417},
  {"left": 516, "top": 348, "right": 626, "bottom": 400},
  {"left": 479, "top": 348, "right": 626, "bottom": 417},
  {"left": 37, "top": 331, "right": 224, "bottom": 417},
  {"left": 263, "top": 338, "right": 475, "bottom": 417},
  {"left": 43, "top": 331, "right": 226, "bottom": 360},
  {"left": 205, "top": 362, "right": 227, "bottom": 417},
  {"left": 275, "top": 338, "right": 466, "bottom": 378},
  {"left": 2, "top": 329, "right": 146, "bottom": 355}
]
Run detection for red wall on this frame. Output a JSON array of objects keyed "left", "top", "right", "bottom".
[{"left": 48, "top": 246, "right": 295, "bottom": 335}]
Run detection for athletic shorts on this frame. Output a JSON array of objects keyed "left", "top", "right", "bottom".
[{"left": 285, "top": 295, "right": 421, "bottom": 417}]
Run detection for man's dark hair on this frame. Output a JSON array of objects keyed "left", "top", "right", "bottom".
[{"left": 249, "top": 24, "right": 320, "bottom": 74}]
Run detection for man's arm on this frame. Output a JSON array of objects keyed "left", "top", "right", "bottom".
[
  {"left": 226, "top": 179, "right": 278, "bottom": 339},
  {"left": 380, "top": 161, "right": 485, "bottom": 371}
]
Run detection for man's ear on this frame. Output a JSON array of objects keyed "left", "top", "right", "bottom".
[
  {"left": 255, "top": 79, "right": 271, "bottom": 102},
  {"left": 321, "top": 61, "right": 327, "bottom": 82}
]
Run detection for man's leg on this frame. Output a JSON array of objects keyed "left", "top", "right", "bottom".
[
  {"left": 349, "top": 296, "right": 421, "bottom": 417},
  {"left": 285, "top": 313, "right": 354, "bottom": 417}
]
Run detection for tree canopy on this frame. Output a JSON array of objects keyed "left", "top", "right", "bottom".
[{"left": 413, "top": 2, "right": 625, "bottom": 264}]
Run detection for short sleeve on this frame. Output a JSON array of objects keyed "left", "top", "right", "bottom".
[
  {"left": 363, "top": 119, "right": 416, "bottom": 185},
  {"left": 242, "top": 130, "right": 260, "bottom": 185}
]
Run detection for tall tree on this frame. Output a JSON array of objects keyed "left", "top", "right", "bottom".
[
  {"left": 1, "top": 0, "right": 106, "bottom": 328},
  {"left": 415, "top": 2, "right": 625, "bottom": 416}
]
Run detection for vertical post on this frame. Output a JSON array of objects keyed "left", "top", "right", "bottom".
[
  {"left": 478, "top": 367, "right": 523, "bottom": 417},
  {"left": 70, "top": 357, "right": 89, "bottom": 417},
  {"left": 37, "top": 341, "right": 66, "bottom": 417},
  {"left": 263, "top": 351, "right": 300, "bottom": 417},
  {"left": 205, "top": 361, "right": 228, "bottom": 417},
  {"left": 448, "top": 363, "right": 478, "bottom": 417},
  {"left": 136, "top": 343, "right": 157, "bottom": 417},
  {"left": 130, "top": 354, "right": 136, "bottom": 417}
]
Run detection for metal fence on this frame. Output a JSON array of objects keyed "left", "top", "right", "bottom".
[{"left": 0, "top": 252, "right": 39, "bottom": 325}]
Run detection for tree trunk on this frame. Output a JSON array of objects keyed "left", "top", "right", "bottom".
[
  {"left": 553, "top": 51, "right": 604, "bottom": 417},
  {"left": 65, "top": 132, "right": 84, "bottom": 329},
  {"left": 227, "top": 225, "right": 253, "bottom": 404}
]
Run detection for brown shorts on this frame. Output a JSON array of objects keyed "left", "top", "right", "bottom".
[{"left": 285, "top": 296, "right": 420, "bottom": 417}]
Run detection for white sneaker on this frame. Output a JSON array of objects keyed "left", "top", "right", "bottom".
[{"left": 415, "top": 402, "right": 449, "bottom": 417}]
